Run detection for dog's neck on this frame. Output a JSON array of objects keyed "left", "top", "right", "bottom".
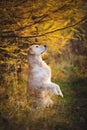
[{"left": 28, "top": 55, "right": 45, "bottom": 67}]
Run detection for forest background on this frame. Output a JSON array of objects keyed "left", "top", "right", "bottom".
[{"left": 0, "top": 0, "right": 87, "bottom": 130}]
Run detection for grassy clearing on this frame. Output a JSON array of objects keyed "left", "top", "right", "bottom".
[{"left": 0, "top": 79, "right": 87, "bottom": 130}]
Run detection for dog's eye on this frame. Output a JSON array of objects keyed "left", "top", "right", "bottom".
[{"left": 36, "top": 46, "right": 39, "bottom": 48}]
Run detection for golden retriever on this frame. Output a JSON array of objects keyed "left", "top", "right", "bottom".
[{"left": 27, "top": 45, "right": 63, "bottom": 107}]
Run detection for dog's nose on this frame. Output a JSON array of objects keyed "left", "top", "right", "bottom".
[{"left": 44, "top": 45, "right": 47, "bottom": 48}]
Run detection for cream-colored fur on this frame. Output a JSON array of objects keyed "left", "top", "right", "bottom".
[{"left": 27, "top": 45, "right": 63, "bottom": 107}]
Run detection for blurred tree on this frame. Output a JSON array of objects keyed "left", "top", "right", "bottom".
[
  {"left": 0, "top": 0, "right": 87, "bottom": 81},
  {"left": 0, "top": 0, "right": 87, "bottom": 126}
]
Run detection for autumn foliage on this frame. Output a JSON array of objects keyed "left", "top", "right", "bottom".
[{"left": 0, "top": 0, "right": 87, "bottom": 129}]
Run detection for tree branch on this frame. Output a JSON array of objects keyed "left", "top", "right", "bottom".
[
  {"left": 0, "top": 16, "right": 87, "bottom": 39},
  {"left": 1, "top": 3, "right": 68, "bottom": 33}
]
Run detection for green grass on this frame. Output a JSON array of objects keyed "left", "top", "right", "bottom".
[{"left": 0, "top": 79, "right": 87, "bottom": 130}]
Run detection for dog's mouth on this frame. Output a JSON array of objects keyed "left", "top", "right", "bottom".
[
  {"left": 41, "top": 47, "right": 47, "bottom": 54},
  {"left": 41, "top": 50, "right": 46, "bottom": 54}
]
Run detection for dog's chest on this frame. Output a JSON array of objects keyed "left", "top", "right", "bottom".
[{"left": 31, "top": 62, "right": 51, "bottom": 78}]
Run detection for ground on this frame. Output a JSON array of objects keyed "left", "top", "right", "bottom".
[{"left": 0, "top": 78, "right": 87, "bottom": 130}]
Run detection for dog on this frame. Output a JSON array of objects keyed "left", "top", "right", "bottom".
[{"left": 27, "top": 45, "right": 63, "bottom": 107}]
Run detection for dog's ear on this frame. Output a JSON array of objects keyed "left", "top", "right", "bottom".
[{"left": 27, "top": 47, "right": 34, "bottom": 55}]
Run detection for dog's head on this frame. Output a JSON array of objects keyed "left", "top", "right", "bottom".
[{"left": 28, "top": 45, "right": 47, "bottom": 56}]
